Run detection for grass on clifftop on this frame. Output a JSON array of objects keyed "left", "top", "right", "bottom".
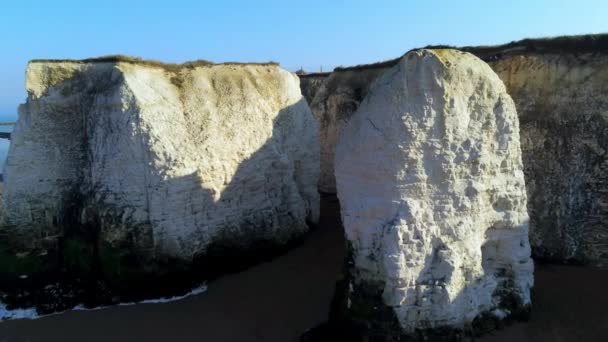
[
  {"left": 427, "top": 33, "right": 608, "bottom": 60},
  {"left": 299, "top": 57, "right": 402, "bottom": 78},
  {"left": 299, "top": 33, "right": 608, "bottom": 77},
  {"left": 29, "top": 55, "right": 280, "bottom": 72},
  {"left": 333, "top": 57, "right": 403, "bottom": 72}
]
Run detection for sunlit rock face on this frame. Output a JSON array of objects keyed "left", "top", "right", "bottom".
[
  {"left": 334, "top": 49, "right": 533, "bottom": 338},
  {"left": 0, "top": 58, "right": 319, "bottom": 308},
  {"left": 485, "top": 52, "right": 608, "bottom": 266},
  {"left": 299, "top": 36, "right": 608, "bottom": 268}
]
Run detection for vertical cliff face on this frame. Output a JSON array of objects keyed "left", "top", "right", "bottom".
[
  {"left": 299, "top": 35, "right": 608, "bottom": 267},
  {"left": 484, "top": 53, "right": 608, "bottom": 266},
  {"left": 299, "top": 73, "right": 329, "bottom": 105},
  {"left": 1, "top": 57, "right": 319, "bottom": 309},
  {"left": 303, "top": 67, "right": 394, "bottom": 193},
  {"left": 334, "top": 49, "right": 533, "bottom": 339}
]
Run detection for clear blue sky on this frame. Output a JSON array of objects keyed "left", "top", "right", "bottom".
[{"left": 1, "top": 0, "right": 607, "bottom": 119}]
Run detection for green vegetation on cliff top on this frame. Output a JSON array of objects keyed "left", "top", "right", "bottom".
[
  {"left": 299, "top": 33, "right": 608, "bottom": 77},
  {"left": 29, "top": 55, "right": 280, "bottom": 72}
]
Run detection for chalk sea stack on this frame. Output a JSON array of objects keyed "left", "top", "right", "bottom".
[
  {"left": 333, "top": 49, "right": 533, "bottom": 339},
  {"left": 299, "top": 34, "right": 608, "bottom": 267},
  {"left": 0, "top": 57, "right": 319, "bottom": 311}
]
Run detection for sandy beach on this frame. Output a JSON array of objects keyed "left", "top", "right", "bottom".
[{"left": 0, "top": 197, "right": 607, "bottom": 342}]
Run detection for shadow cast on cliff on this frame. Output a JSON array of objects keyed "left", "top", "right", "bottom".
[
  {"left": 0, "top": 96, "right": 319, "bottom": 312},
  {"left": 302, "top": 215, "right": 533, "bottom": 342},
  {"left": 95, "top": 97, "right": 319, "bottom": 303}
]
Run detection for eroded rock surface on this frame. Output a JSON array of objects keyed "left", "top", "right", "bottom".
[
  {"left": 304, "top": 67, "right": 390, "bottom": 193},
  {"left": 299, "top": 73, "right": 329, "bottom": 105},
  {"left": 334, "top": 49, "right": 533, "bottom": 339},
  {"left": 484, "top": 52, "right": 608, "bottom": 266},
  {"left": 0, "top": 57, "right": 319, "bottom": 310},
  {"left": 300, "top": 34, "right": 608, "bottom": 267}
]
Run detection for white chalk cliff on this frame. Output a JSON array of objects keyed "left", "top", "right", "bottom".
[
  {"left": 298, "top": 35, "right": 608, "bottom": 268},
  {"left": 486, "top": 52, "right": 608, "bottom": 266},
  {"left": 3, "top": 58, "right": 319, "bottom": 264},
  {"left": 334, "top": 49, "right": 533, "bottom": 336}
]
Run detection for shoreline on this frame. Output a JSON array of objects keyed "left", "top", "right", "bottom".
[
  {"left": 0, "top": 197, "right": 606, "bottom": 341},
  {"left": 0, "top": 284, "right": 208, "bottom": 322}
]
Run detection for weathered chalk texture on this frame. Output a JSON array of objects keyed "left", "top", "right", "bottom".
[
  {"left": 0, "top": 58, "right": 319, "bottom": 308},
  {"left": 299, "top": 73, "right": 329, "bottom": 106},
  {"left": 334, "top": 49, "right": 533, "bottom": 338},
  {"left": 304, "top": 68, "right": 389, "bottom": 193},
  {"left": 486, "top": 53, "right": 608, "bottom": 266},
  {"left": 300, "top": 35, "right": 608, "bottom": 267}
]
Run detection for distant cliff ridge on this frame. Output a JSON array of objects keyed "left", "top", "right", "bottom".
[{"left": 299, "top": 33, "right": 608, "bottom": 267}]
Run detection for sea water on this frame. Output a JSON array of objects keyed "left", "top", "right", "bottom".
[
  {"left": 0, "top": 125, "right": 13, "bottom": 168},
  {"left": 0, "top": 112, "right": 16, "bottom": 170}
]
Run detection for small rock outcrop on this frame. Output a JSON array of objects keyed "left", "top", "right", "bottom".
[
  {"left": 334, "top": 49, "right": 533, "bottom": 339},
  {"left": 0, "top": 56, "right": 319, "bottom": 311}
]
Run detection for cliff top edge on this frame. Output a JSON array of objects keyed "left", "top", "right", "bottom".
[
  {"left": 29, "top": 55, "right": 280, "bottom": 71},
  {"left": 298, "top": 33, "right": 608, "bottom": 77}
]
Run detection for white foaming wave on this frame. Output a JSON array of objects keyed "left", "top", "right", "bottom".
[
  {"left": 0, "top": 283, "right": 208, "bottom": 321},
  {"left": 0, "top": 303, "right": 38, "bottom": 320}
]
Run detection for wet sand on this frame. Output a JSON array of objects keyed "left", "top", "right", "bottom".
[
  {"left": 479, "top": 263, "right": 608, "bottom": 342},
  {"left": 1, "top": 196, "right": 607, "bottom": 341}
]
